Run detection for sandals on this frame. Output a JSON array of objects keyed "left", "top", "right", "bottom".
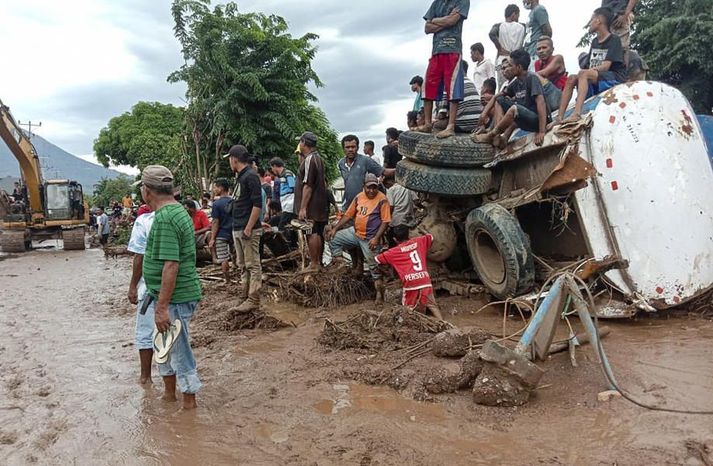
[{"left": 153, "top": 320, "right": 182, "bottom": 364}]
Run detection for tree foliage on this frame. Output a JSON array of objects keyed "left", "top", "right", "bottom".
[
  {"left": 92, "top": 175, "right": 135, "bottom": 209},
  {"left": 169, "top": 0, "right": 342, "bottom": 181},
  {"left": 94, "top": 101, "right": 185, "bottom": 168},
  {"left": 633, "top": 0, "right": 713, "bottom": 113}
]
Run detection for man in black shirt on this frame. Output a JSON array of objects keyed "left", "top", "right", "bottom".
[
  {"left": 552, "top": 7, "right": 626, "bottom": 126},
  {"left": 294, "top": 131, "right": 329, "bottom": 273},
  {"left": 225, "top": 144, "right": 263, "bottom": 311},
  {"left": 474, "top": 49, "right": 548, "bottom": 147}
]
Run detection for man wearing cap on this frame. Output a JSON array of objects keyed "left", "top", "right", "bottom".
[
  {"left": 325, "top": 173, "right": 391, "bottom": 303},
  {"left": 135, "top": 165, "right": 202, "bottom": 410},
  {"left": 294, "top": 131, "right": 329, "bottom": 272},
  {"left": 225, "top": 145, "right": 264, "bottom": 310}
]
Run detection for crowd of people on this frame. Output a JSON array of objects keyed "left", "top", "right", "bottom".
[
  {"left": 410, "top": 0, "right": 645, "bottom": 148},
  {"left": 122, "top": 0, "right": 647, "bottom": 409}
]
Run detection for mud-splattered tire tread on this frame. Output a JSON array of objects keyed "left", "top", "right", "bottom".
[
  {"left": 465, "top": 204, "right": 535, "bottom": 299},
  {"left": 62, "top": 228, "right": 86, "bottom": 250},
  {"left": 0, "top": 230, "right": 28, "bottom": 253},
  {"left": 399, "top": 131, "right": 496, "bottom": 168},
  {"left": 395, "top": 159, "right": 493, "bottom": 196}
]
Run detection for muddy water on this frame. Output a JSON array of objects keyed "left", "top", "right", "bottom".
[{"left": 1, "top": 248, "right": 712, "bottom": 465}]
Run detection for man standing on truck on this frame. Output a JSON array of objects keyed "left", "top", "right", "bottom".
[
  {"left": 474, "top": 49, "right": 549, "bottom": 147},
  {"left": 137, "top": 165, "right": 202, "bottom": 410},
  {"left": 602, "top": 0, "right": 637, "bottom": 63},
  {"left": 489, "top": 4, "right": 526, "bottom": 87},
  {"left": 416, "top": 0, "right": 470, "bottom": 139},
  {"left": 375, "top": 226, "right": 444, "bottom": 320},
  {"left": 523, "top": 0, "right": 552, "bottom": 70},
  {"left": 551, "top": 8, "right": 627, "bottom": 126},
  {"left": 410, "top": 76, "right": 424, "bottom": 112},
  {"left": 470, "top": 43, "right": 496, "bottom": 92}
]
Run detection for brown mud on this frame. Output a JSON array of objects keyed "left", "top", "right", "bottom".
[{"left": 1, "top": 249, "right": 712, "bottom": 465}]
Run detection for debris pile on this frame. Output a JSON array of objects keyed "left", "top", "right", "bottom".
[
  {"left": 278, "top": 267, "right": 376, "bottom": 308},
  {"left": 318, "top": 306, "right": 451, "bottom": 352}
]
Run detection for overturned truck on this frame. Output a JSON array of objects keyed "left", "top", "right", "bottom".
[{"left": 396, "top": 81, "right": 713, "bottom": 317}]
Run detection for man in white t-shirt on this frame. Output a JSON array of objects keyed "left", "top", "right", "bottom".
[
  {"left": 127, "top": 210, "right": 155, "bottom": 385},
  {"left": 364, "top": 140, "right": 384, "bottom": 167},
  {"left": 470, "top": 43, "right": 496, "bottom": 92},
  {"left": 489, "top": 4, "right": 526, "bottom": 87}
]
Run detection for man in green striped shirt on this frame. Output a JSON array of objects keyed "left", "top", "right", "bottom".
[{"left": 135, "top": 165, "right": 203, "bottom": 410}]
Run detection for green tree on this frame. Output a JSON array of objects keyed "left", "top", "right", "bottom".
[
  {"left": 633, "top": 0, "right": 713, "bottom": 113},
  {"left": 93, "top": 102, "right": 193, "bottom": 186},
  {"left": 92, "top": 175, "right": 135, "bottom": 209},
  {"left": 170, "top": 0, "right": 342, "bottom": 181}
]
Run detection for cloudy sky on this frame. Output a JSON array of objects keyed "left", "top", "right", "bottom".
[{"left": 0, "top": 0, "right": 600, "bottom": 173}]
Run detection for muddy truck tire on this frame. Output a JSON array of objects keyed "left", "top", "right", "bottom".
[
  {"left": 465, "top": 204, "right": 534, "bottom": 299},
  {"left": 396, "top": 159, "right": 492, "bottom": 196},
  {"left": 399, "top": 131, "right": 496, "bottom": 168},
  {"left": 62, "top": 228, "right": 86, "bottom": 251}
]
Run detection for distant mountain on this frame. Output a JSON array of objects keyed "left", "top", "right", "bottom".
[{"left": 0, "top": 133, "right": 122, "bottom": 194}]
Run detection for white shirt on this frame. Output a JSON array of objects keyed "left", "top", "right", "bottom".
[
  {"left": 367, "top": 153, "right": 383, "bottom": 167},
  {"left": 127, "top": 212, "right": 155, "bottom": 299},
  {"left": 498, "top": 21, "right": 526, "bottom": 56},
  {"left": 473, "top": 59, "right": 496, "bottom": 93}
]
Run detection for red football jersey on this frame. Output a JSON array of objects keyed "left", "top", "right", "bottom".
[{"left": 375, "top": 235, "right": 433, "bottom": 291}]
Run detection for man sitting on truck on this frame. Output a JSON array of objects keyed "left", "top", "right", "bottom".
[
  {"left": 551, "top": 7, "right": 627, "bottom": 126},
  {"left": 474, "top": 48, "right": 549, "bottom": 147},
  {"left": 534, "top": 36, "right": 567, "bottom": 91},
  {"left": 375, "top": 226, "right": 444, "bottom": 320}
]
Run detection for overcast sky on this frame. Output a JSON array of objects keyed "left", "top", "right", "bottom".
[{"left": 0, "top": 0, "right": 600, "bottom": 173}]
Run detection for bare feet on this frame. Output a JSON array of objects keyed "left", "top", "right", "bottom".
[
  {"left": 493, "top": 134, "right": 507, "bottom": 150},
  {"left": 473, "top": 131, "right": 496, "bottom": 144},
  {"left": 182, "top": 393, "right": 197, "bottom": 410},
  {"left": 139, "top": 376, "right": 152, "bottom": 385},
  {"left": 161, "top": 392, "right": 178, "bottom": 402},
  {"left": 563, "top": 113, "right": 582, "bottom": 124},
  {"left": 414, "top": 123, "right": 433, "bottom": 133},
  {"left": 435, "top": 125, "right": 455, "bottom": 139}
]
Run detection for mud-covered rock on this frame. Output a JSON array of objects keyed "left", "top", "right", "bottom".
[
  {"left": 457, "top": 350, "right": 484, "bottom": 389},
  {"left": 472, "top": 364, "right": 532, "bottom": 407},
  {"left": 421, "top": 361, "right": 462, "bottom": 394},
  {"left": 432, "top": 327, "right": 491, "bottom": 358}
]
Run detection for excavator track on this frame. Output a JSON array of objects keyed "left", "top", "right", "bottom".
[
  {"left": 0, "top": 229, "right": 29, "bottom": 253},
  {"left": 62, "top": 227, "right": 86, "bottom": 251}
]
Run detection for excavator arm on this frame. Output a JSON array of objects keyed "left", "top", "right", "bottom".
[{"left": 0, "top": 98, "right": 44, "bottom": 217}]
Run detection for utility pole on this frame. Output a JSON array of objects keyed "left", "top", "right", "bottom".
[{"left": 18, "top": 120, "right": 42, "bottom": 138}]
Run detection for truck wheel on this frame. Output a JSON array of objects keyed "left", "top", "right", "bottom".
[
  {"left": 0, "top": 230, "right": 29, "bottom": 253},
  {"left": 399, "top": 131, "right": 495, "bottom": 168},
  {"left": 63, "top": 228, "right": 86, "bottom": 250},
  {"left": 465, "top": 204, "right": 535, "bottom": 299},
  {"left": 396, "top": 159, "right": 492, "bottom": 196}
]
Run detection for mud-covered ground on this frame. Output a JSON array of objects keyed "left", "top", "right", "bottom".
[{"left": 1, "top": 247, "right": 712, "bottom": 465}]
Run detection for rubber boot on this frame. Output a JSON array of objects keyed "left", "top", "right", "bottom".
[{"left": 235, "top": 293, "right": 260, "bottom": 313}]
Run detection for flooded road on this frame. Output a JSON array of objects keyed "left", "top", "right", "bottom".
[{"left": 1, "top": 248, "right": 712, "bottom": 465}]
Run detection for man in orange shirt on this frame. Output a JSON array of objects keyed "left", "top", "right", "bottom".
[
  {"left": 183, "top": 199, "right": 211, "bottom": 247},
  {"left": 326, "top": 173, "right": 391, "bottom": 302}
]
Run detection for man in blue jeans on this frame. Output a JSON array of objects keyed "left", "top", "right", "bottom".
[
  {"left": 127, "top": 208, "right": 155, "bottom": 384},
  {"left": 134, "top": 165, "right": 203, "bottom": 410}
]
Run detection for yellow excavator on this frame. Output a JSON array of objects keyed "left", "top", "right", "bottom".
[{"left": 0, "top": 98, "right": 88, "bottom": 252}]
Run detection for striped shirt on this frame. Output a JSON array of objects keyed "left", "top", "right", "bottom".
[
  {"left": 143, "top": 203, "right": 202, "bottom": 304},
  {"left": 455, "top": 77, "right": 483, "bottom": 133}
]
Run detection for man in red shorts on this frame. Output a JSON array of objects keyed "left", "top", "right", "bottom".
[
  {"left": 375, "top": 225, "right": 444, "bottom": 320},
  {"left": 416, "top": 0, "right": 471, "bottom": 139}
]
